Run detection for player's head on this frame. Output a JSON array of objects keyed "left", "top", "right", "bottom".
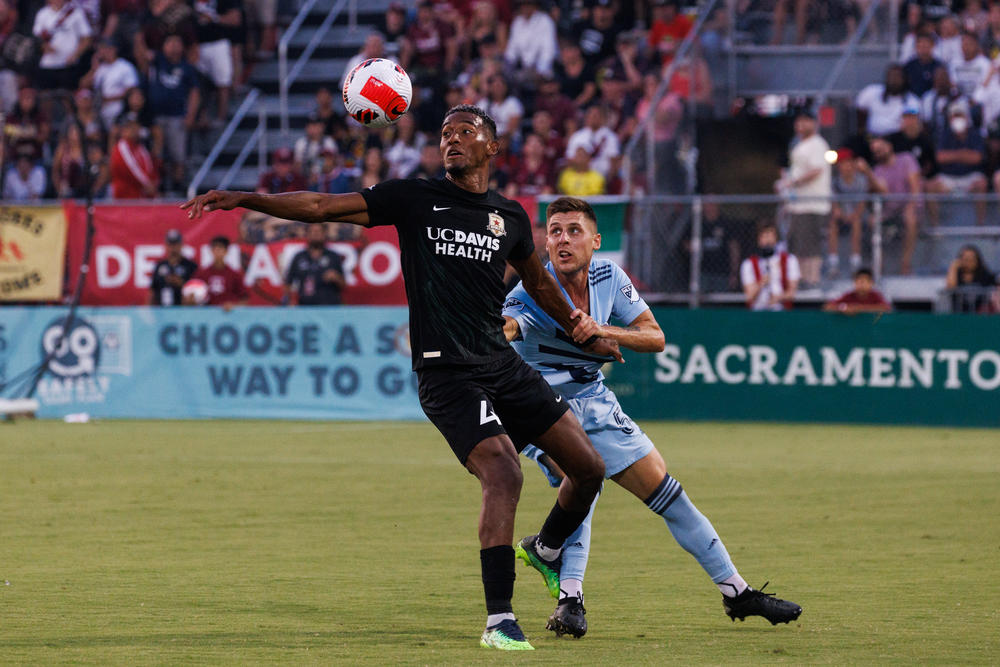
[
  {"left": 306, "top": 223, "right": 327, "bottom": 246},
  {"left": 165, "top": 229, "right": 183, "bottom": 258},
  {"left": 440, "top": 105, "right": 498, "bottom": 176},
  {"left": 210, "top": 235, "right": 230, "bottom": 264},
  {"left": 853, "top": 268, "right": 874, "bottom": 295},
  {"left": 545, "top": 196, "right": 601, "bottom": 275}
]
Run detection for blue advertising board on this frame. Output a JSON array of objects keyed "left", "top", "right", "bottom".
[{"left": 0, "top": 307, "right": 422, "bottom": 420}]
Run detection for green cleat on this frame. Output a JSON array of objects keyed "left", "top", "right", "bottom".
[
  {"left": 515, "top": 534, "right": 561, "bottom": 599},
  {"left": 479, "top": 619, "right": 534, "bottom": 650}
]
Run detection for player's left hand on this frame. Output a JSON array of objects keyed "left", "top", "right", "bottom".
[
  {"left": 585, "top": 337, "right": 624, "bottom": 363},
  {"left": 569, "top": 308, "right": 600, "bottom": 343}
]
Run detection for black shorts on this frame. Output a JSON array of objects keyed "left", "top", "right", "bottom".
[{"left": 417, "top": 349, "right": 570, "bottom": 464}]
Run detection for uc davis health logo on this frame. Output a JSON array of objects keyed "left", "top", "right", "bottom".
[{"left": 36, "top": 314, "right": 132, "bottom": 405}]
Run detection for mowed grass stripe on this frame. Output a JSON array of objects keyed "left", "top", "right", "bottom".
[{"left": 1, "top": 421, "right": 997, "bottom": 665}]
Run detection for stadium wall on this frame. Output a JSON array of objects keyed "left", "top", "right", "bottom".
[{"left": 2, "top": 307, "right": 999, "bottom": 427}]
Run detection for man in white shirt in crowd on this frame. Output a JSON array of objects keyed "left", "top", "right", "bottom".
[
  {"left": 776, "top": 108, "right": 831, "bottom": 287},
  {"left": 949, "top": 30, "right": 991, "bottom": 98},
  {"left": 856, "top": 64, "right": 921, "bottom": 137},
  {"left": 505, "top": 0, "right": 558, "bottom": 79},
  {"left": 82, "top": 38, "right": 140, "bottom": 130},
  {"left": 740, "top": 222, "right": 801, "bottom": 311},
  {"left": 565, "top": 104, "right": 620, "bottom": 181},
  {"left": 32, "top": 0, "right": 92, "bottom": 90}
]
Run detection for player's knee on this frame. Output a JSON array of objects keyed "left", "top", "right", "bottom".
[{"left": 469, "top": 438, "right": 523, "bottom": 493}]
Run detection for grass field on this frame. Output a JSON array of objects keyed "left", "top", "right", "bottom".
[{"left": 1, "top": 420, "right": 997, "bottom": 665}]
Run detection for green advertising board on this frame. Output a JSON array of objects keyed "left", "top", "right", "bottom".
[{"left": 602, "top": 309, "right": 1000, "bottom": 427}]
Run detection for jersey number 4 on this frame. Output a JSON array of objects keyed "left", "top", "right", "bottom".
[{"left": 480, "top": 400, "right": 502, "bottom": 426}]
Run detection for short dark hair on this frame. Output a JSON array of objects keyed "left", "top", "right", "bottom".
[
  {"left": 854, "top": 268, "right": 874, "bottom": 280},
  {"left": 210, "top": 235, "right": 231, "bottom": 248},
  {"left": 444, "top": 104, "right": 497, "bottom": 139},
  {"left": 546, "top": 196, "right": 598, "bottom": 230},
  {"left": 757, "top": 221, "right": 778, "bottom": 236}
]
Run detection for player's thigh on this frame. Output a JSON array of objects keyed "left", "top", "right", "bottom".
[
  {"left": 489, "top": 355, "right": 569, "bottom": 448},
  {"left": 416, "top": 366, "right": 506, "bottom": 464},
  {"left": 575, "top": 388, "right": 656, "bottom": 479}
]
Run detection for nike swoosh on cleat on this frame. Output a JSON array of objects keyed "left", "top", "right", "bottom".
[{"left": 432, "top": 205, "right": 451, "bottom": 211}]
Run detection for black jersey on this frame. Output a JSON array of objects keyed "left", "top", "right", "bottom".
[
  {"left": 361, "top": 177, "right": 534, "bottom": 369},
  {"left": 150, "top": 257, "right": 198, "bottom": 306}
]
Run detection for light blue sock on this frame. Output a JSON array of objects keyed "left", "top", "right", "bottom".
[
  {"left": 559, "top": 490, "right": 599, "bottom": 586},
  {"left": 644, "top": 474, "right": 737, "bottom": 583}
]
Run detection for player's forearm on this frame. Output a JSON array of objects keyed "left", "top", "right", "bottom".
[
  {"left": 238, "top": 191, "right": 365, "bottom": 224},
  {"left": 527, "top": 272, "right": 583, "bottom": 335},
  {"left": 599, "top": 324, "right": 664, "bottom": 353}
]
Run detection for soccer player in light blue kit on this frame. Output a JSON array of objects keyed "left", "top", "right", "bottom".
[{"left": 503, "top": 197, "right": 802, "bottom": 638}]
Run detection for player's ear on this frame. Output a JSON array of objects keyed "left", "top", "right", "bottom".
[
  {"left": 486, "top": 137, "right": 500, "bottom": 156},
  {"left": 593, "top": 232, "right": 601, "bottom": 251}
]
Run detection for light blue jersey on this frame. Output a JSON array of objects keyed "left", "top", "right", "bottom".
[{"left": 503, "top": 259, "right": 649, "bottom": 399}]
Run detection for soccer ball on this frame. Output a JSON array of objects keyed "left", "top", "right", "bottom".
[
  {"left": 182, "top": 278, "right": 209, "bottom": 305},
  {"left": 342, "top": 58, "right": 412, "bottom": 128}
]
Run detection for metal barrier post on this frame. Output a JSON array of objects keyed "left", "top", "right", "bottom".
[
  {"left": 349, "top": 0, "right": 356, "bottom": 31},
  {"left": 872, "top": 197, "right": 883, "bottom": 283},
  {"left": 690, "top": 196, "right": 703, "bottom": 308},
  {"left": 259, "top": 108, "right": 268, "bottom": 173},
  {"left": 279, "top": 41, "right": 289, "bottom": 138}
]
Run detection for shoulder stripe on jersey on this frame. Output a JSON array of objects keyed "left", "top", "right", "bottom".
[
  {"left": 539, "top": 343, "right": 615, "bottom": 363},
  {"left": 591, "top": 275, "right": 613, "bottom": 286}
]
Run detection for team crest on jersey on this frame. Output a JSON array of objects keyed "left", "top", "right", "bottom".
[
  {"left": 487, "top": 212, "right": 506, "bottom": 237},
  {"left": 620, "top": 283, "right": 640, "bottom": 304},
  {"left": 503, "top": 297, "right": 524, "bottom": 310}
]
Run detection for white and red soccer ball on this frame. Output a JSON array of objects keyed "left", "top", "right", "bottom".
[
  {"left": 342, "top": 58, "right": 412, "bottom": 128},
  {"left": 182, "top": 278, "right": 209, "bottom": 305}
]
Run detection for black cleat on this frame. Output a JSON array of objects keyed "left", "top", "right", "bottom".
[
  {"left": 546, "top": 595, "right": 587, "bottom": 638},
  {"left": 723, "top": 582, "right": 802, "bottom": 625}
]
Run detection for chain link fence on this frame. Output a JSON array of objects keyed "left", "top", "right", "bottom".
[{"left": 625, "top": 193, "right": 1000, "bottom": 312}]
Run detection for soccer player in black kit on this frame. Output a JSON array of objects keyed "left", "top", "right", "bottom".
[{"left": 183, "top": 105, "right": 618, "bottom": 650}]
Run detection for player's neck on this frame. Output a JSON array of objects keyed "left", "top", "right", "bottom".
[
  {"left": 556, "top": 268, "right": 590, "bottom": 312},
  {"left": 445, "top": 170, "right": 489, "bottom": 194}
]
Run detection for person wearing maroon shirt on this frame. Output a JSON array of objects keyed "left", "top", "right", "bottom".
[
  {"left": 256, "top": 147, "right": 307, "bottom": 194},
  {"left": 191, "top": 235, "right": 248, "bottom": 309},
  {"left": 823, "top": 268, "right": 891, "bottom": 315},
  {"left": 400, "top": 0, "right": 458, "bottom": 83},
  {"left": 504, "top": 133, "right": 554, "bottom": 197}
]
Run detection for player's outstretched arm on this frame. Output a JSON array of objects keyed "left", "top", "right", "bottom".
[
  {"left": 181, "top": 190, "right": 371, "bottom": 225},
  {"left": 600, "top": 310, "right": 665, "bottom": 353}
]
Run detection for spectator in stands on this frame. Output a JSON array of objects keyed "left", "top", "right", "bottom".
[
  {"left": 823, "top": 268, "right": 892, "bottom": 314},
  {"left": 311, "top": 86, "right": 346, "bottom": 142},
  {"left": 194, "top": 0, "right": 241, "bottom": 124},
  {"left": 191, "top": 235, "right": 248, "bottom": 309},
  {"left": 409, "top": 142, "right": 444, "bottom": 180},
  {"left": 51, "top": 123, "right": 87, "bottom": 197},
  {"left": 889, "top": 104, "right": 938, "bottom": 178},
  {"left": 697, "top": 200, "right": 743, "bottom": 291},
  {"left": 531, "top": 108, "right": 566, "bottom": 163},
  {"left": 380, "top": 2, "right": 408, "bottom": 60},
  {"left": 2, "top": 146, "right": 46, "bottom": 200},
  {"left": 921, "top": 65, "right": 964, "bottom": 137},
  {"left": 960, "top": 0, "right": 989, "bottom": 36},
  {"left": 359, "top": 146, "right": 387, "bottom": 189},
  {"left": 935, "top": 14, "right": 963, "bottom": 65},
  {"left": 828, "top": 148, "right": 878, "bottom": 277},
  {"left": 869, "top": 135, "right": 921, "bottom": 274},
  {"left": 477, "top": 75, "right": 524, "bottom": 140},
  {"left": 340, "top": 32, "right": 386, "bottom": 94},
  {"left": 554, "top": 39, "right": 598, "bottom": 109},
  {"left": 4, "top": 87, "right": 49, "bottom": 161},
  {"left": 150, "top": 229, "right": 198, "bottom": 306},
  {"left": 504, "top": 0, "right": 558, "bottom": 80},
  {"left": 384, "top": 114, "right": 424, "bottom": 179},
  {"left": 69, "top": 88, "right": 105, "bottom": 146},
  {"left": 313, "top": 148, "right": 359, "bottom": 193},
  {"left": 982, "top": 1, "right": 1000, "bottom": 59},
  {"left": 283, "top": 223, "right": 346, "bottom": 306},
  {"left": 776, "top": 108, "right": 831, "bottom": 287},
  {"left": 633, "top": 72, "right": 685, "bottom": 193},
  {"left": 950, "top": 30, "right": 991, "bottom": 97},
  {"left": 574, "top": 0, "right": 622, "bottom": 69},
  {"left": 139, "top": 0, "right": 198, "bottom": 69},
  {"left": 147, "top": 34, "right": 201, "bottom": 192},
  {"left": 112, "top": 87, "right": 159, "bottom": 158},
  {"left": 32, "top": 0, "right": 93, "bottom": 90},
  {"left": 856, "top": 64, "right": 922, "bottom": 136},
  {"left": 973, "top": 58, "right": 1000, "bottom": 141},
  {"left": 248, "top": 0, "right": 277, "bottom": 57},
  {"left": 946, "top": 244, "right": 997, "bottom": 312},
  {"left": 649, "top": 0, "right": 693, "bottom": 64},
  {"left": 504, "top": 133, "right": 554, "bottom": 197},
  {"left": 904, "top": 31, "right": 944, "bottom": 97},
  {"left": 101, "top": 0, "right": 145, "bottom": 54},
  {"left": 400, "top": 0, "right": 458, "bottom": 84},
  {"left": 109, "top": 112, "right": 158, "bottom": 198},
  {"left": 81, "top": 38, "right": 140, "bottom": 131},
  {"left": 557, "top": 145, "right": 605, "bottom": 196},
  {"left": 294, "top": 113, "right": 337, "bottom": 182},
  {"left": 257, "top": 147, "right": 307, "bottom": 194},
  {"left": 897, "top": 5, "right": 926, "bottom": 63},
  {"left": 0, "top": 0, "right": 17, "bottom": 114},
  {"left": 565, "top": 103, "right": 620, "bottom": 181},
  {"left": 86, "top": 141, "right": 110, "bottom": 198},
  {"left": 740, "top": 221, "right": 800, "bottom": 311},
  {"left": 928, "top": 101, "right": 988, "bottom": 224},
  {"left": 533, "top": 76, "right": 578, "bottom": 133},
  {"left": 466, "top": 0, "right": 507, "bottom": 63}
]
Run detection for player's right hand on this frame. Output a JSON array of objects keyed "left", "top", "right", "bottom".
[
  {"left": 585, "top": 337, "right": 624, "bottom": 363},
  {"left": 569, "top": 308, "right": 601, "bottom": 343},
  {"left": 181, "top": 190, "right": 243, "bottom": 219}
]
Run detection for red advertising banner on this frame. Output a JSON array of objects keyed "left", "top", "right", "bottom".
[{"left": 64, "top": 202, "right": 406, "bottom": 305}]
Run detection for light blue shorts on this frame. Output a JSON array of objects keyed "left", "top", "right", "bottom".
[{"left": 522, "top": 384, "right": 654, "bottom": 485}]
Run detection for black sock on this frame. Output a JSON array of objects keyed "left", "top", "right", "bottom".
[
  {"left": 481, "top": 545, "right": 515, "bottom": 615},
  {"left": 537, "top": 500, "right": 590, "bottom": 552}
]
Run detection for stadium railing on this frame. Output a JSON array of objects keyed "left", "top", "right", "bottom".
[{"left": 187, "top": 89, "right": 265, "bottom": 199}]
